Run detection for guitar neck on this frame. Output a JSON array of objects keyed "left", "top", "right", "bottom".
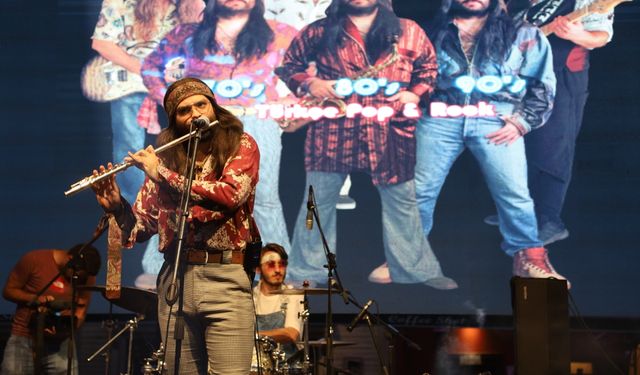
[{"left": 540, "top": 6, "right": 592, "bottom": 36}]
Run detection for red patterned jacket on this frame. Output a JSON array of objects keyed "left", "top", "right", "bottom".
[{"left": 111, "top": 133, "right": 260, "bottom": 254}]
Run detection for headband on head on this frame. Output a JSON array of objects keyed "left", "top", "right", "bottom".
[
  {"left": 163, "top": 77, "right": 218, "bottom": 126},
  {"left": 260, "top": 252, "right": 282, "bottom": 264}
]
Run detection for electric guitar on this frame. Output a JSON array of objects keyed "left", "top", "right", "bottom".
[
  {"left": 539, "top": 0, "right": 632, "bottom": 36},
  {"left": 80, "top": 43, "right": 156, "bottom": 103}
]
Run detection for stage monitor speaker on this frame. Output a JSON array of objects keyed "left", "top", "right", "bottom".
[{"left": 511, "top": 277, "right": 569, "bottom": 375}]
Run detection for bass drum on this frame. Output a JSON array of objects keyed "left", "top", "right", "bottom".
[{"left": 250, "top": 336, "right": 278, "bottom": 375}]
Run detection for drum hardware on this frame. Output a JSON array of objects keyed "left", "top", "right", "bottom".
[
  {"left": 142, "top": 343, "right": 165, "bottom": 375},
  {"left": 251, "top": 335, "right": 278, "bottom": 374},
  {"left": 87, "top": 316, "right": 140, "bottom": 375},
  {"left": 80, "top": 285, "right": 159, "bottom": 375}
]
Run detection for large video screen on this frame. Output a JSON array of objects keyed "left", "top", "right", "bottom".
[{"left": 0, "top": 0, "right": 638, "bottom": 317}]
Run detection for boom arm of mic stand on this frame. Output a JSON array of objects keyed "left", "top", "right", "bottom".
[{"left": 346, "top": 295, "right": 422, "bottom": 351}]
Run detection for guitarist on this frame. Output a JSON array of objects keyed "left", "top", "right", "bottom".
[
  {"left": 485, "top": 0, "right": 614, "bottom": 246},
  {"left": 90, "top": 0, "right": 204, "bottom": 289},
  {"left": 0, "top": 245, "right": 100, "bottom": 374}
]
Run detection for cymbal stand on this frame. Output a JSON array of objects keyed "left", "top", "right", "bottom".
[
  {"left": 100, "top": 304, "right": 115, "bottom": 375},
  {"left": 87, "top": 315, "right": 143, "bottom": 375},
  {"left": 299, "top": 292, "right": 311, "bottom": 374}
]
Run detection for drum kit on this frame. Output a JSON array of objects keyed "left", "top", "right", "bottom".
[
  {"left": 80, "top": 285, "right": 353, "bottom": 375},
  {"left": 250, "top": 286, "right": 355, "bottom": 375}
]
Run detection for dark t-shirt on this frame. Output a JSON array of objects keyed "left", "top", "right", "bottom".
[{"left": 6, "top": 249, "right": 72, "bottom": 337}]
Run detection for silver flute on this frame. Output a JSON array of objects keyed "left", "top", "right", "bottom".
[{"left": 64, "top": 120, "right": 219, "bottom": 197}]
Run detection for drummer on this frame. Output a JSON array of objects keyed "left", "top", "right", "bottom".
[{"left": 253, "top": 243, "right": 304, "bottom": 360}]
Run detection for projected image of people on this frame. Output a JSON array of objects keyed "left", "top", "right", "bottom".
[
  {"left": 276, "top": 0, "right": 458, "bottom": 289},
  {"left": 265, "top": 0, "right": 359, "bottom": 212},
  {"left": 140, "top": 0, "right": 297, "bottom": 283},
  {"left": 412, "top": 0, "right": 570, "bottom": 286}
]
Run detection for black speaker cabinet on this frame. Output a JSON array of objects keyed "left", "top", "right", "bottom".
[{"left": 511, "top": 277, "right": 570, "bottom": 375}]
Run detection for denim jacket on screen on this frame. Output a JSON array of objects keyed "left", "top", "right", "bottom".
[{"left": 430, "top": 22, "right": 556, "bottom": 134}]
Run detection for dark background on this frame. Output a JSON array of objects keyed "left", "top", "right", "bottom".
[{"left": 0, "top": 0, "right": 638, "bottom": 319}]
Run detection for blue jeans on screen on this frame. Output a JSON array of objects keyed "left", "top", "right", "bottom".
[
  {"left": 241, "top": 115, "right": 291, "bottom": 251},
  {"left": 287, "top": 171, "right": 445, "bottom": 283},
  {"left": 0, "top": 335, "right": 78, "bottom": 375},
  {"left": 415, "top": 115, "right": 542, "bottom": 256},
  {"left": 110, "top": 92, "right": 147, "bottom": 203}
]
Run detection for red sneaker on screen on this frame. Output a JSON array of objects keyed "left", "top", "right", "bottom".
[{"left": 513, "top": 247, "right": 571, "bottom": 289}]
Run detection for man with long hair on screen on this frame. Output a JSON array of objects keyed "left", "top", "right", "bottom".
[
  {"left": 91, "top": 0, "right": 205, "bottom": 289},
  {"left": 1, "top": 245, "right": 100, "bottom": 375},
  {"left": 141, "top": 0, "right": 297, "bottom": 277},
  {"left": 264, "top": 0, "right": 360, "bottom": 212},
  {"left": 276, "top": 0, "right": 458, "bottom": 289},
  {"left": 483, "top": 0, "right": 614, "bottom": 247},
  {"left": 414, "top": 0, "right": 569, "bottom": 285},
  {"left": 92, "top": 77, "right": 258, "bottom": 374}
]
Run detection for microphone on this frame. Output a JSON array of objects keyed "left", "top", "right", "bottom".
[
  {"left": 306, "top": 185, "right": 314, "bottom": 230},
  {"left": 192, "top": 117, "right": 210, "bottom": 128},
  {"left": 347, "top": 299, "right": 373, "bottom": 332}
]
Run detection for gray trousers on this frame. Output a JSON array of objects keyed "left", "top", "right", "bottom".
[{"left": 157, "top": 261, "right": 254, "bottom": 375}]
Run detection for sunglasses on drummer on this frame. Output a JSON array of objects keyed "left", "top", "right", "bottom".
[{"left": 261, "top": 260, "right": 288, "bottom": 269}]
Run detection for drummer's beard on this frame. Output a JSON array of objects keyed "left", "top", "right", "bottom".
[{"left": 262, "top": 272, "right": 285, "bottom": 288}]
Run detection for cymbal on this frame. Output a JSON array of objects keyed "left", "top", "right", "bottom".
[
  {"left": 78, "top": 285, "right": 157, "bottom": 319},
  {"left": 306, "top": 339, "right": 355, "bottom": 347},
  {"left": 269, "top": 287, "right": 340, "bottom": 295}
]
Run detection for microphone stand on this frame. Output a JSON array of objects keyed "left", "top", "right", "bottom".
[
  {"left": 307, "top": 185, "right": 420, "bottom": 375},
  {"left": 363, "top": 314, "right": 388, "bottom": 375},
  {"left": 345, "top": 295, "right": 422, "bottom": 375},
  {"left": 163, "top": 119, "right": 209, "bottom": 374},
  {"left": 306, "top": 185, "right": 350, "bottom": 375},
  {"left": 27, "top": 214, "right": 109, "bottom": 375}
]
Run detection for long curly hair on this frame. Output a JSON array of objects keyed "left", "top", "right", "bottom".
[
  {"left": 156, "top": 101, "right": 244, "bottom": 178},
  {"left": 429, "top": 0, "right": 517, "bottom": 65},
  {"left": 134, "top": 0, "right": 172, "bottom": 41},
  {"left": 320, "top": 0, "right": 402, "bottom": 63},
  {"left": 190, "top": 0, "right": 274, "bottom": 62}
]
